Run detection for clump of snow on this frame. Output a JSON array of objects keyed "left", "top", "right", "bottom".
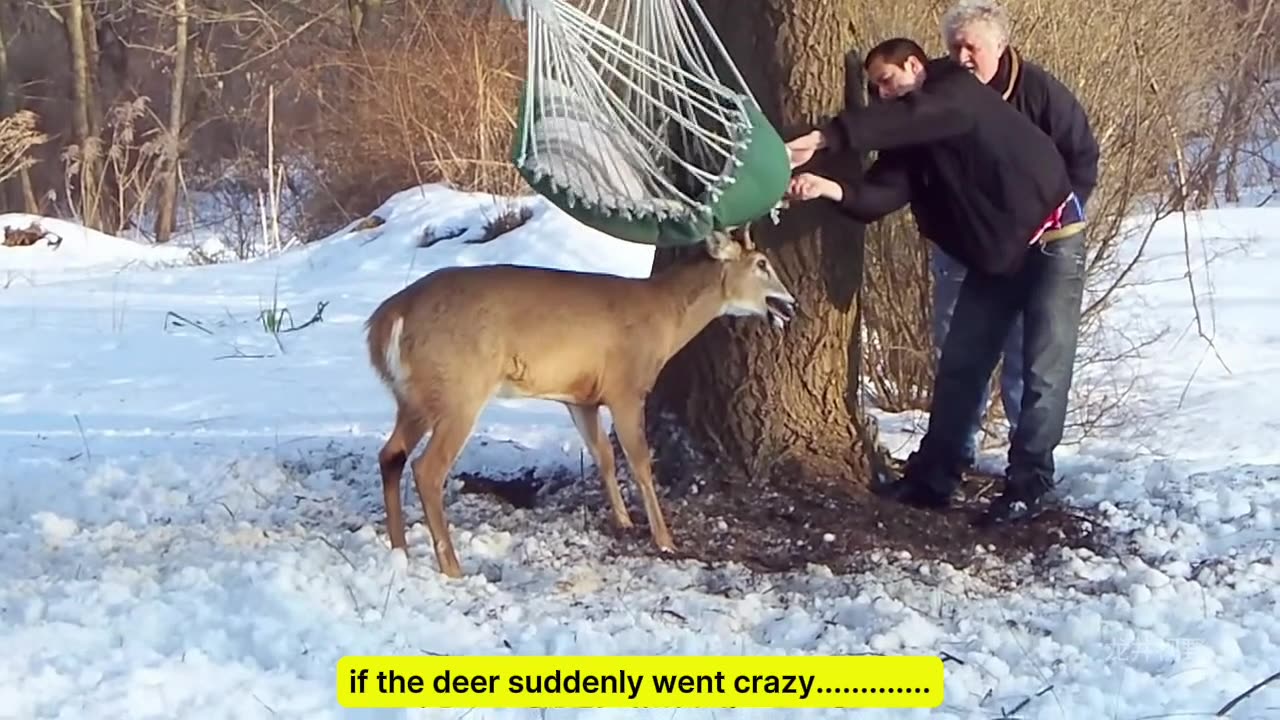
[{"left": 0, "top": 183, "right": 1277, "bottom": 719}]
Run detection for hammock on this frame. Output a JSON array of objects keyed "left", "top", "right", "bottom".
[{"left": 499, "top": 0, "right": 790, "bottom": 247}]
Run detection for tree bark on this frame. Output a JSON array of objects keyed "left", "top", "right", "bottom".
[
  {"left": 646, "top": 0, "right": 888, "bottom": 491},
  {"left": 59, "top": 0, "right": 102, "bottom": 229},
  {"left": 155, "top": 0, "right": 189, "bottom": 243},
  {"left": 82, "top": 2, "right": 100, "bottom": 131},
  {"left": 0, "top": 13, "right": 39, "bottom": 214}
]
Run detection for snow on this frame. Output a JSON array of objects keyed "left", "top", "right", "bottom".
[
  {"left": 1, "top": 214, "right": 194, "bottom": 280},
  {"left": 2, "top": 183, "right": 1278, "bottom": 720}
]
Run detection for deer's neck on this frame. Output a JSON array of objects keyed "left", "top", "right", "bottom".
[{"left": 648, "top": 258, "right": 728, "bottom": 359}]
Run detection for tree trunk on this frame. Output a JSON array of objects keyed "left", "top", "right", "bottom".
[
  {"left": 646, "top": 0, "right": 888, "bottom": 491},
  {"left": 155, "top": 0, "right": 189, "bottom": 243},
  {"left": 0, "top": 13, "right": 38, "bottom": 214},
  {"left": 82, "top": 2, "right": 100, "bottom": 132},
  {"left": 63, "top": 0, "right": 102, "bottom": 230}
]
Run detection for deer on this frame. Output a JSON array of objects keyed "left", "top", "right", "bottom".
[{"left": 363, "top": 224, "right": 797, "bottom": 578}]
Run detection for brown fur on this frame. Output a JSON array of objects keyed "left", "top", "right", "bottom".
[{"left": 363, "top": 228, "right": 795, "bottom": 577}]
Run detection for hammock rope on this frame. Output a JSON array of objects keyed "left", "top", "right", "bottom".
[{"left": 498, "top": 0, "right": 790, "bottom": 246}]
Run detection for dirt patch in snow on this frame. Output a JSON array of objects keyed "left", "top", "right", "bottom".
[
  {"left": 462, "top": 465, "right": 1113, "bottom": 582},
  {"left": 283, "top": 443, "right": 1114, "bottom": 584}
]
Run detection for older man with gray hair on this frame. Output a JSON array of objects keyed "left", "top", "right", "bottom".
[{"left": 927, "top": 0, "right": 1099, "bottom": 475}]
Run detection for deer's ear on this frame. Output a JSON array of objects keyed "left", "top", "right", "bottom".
[{"left": 704, "top": 229, "right": 742, "bottom": 260}]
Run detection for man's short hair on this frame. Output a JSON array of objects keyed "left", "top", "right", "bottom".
[{"left": 863, "top": 37, "right": 929, "bottom": 69}]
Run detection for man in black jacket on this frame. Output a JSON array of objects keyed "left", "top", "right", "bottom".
[
  {"left": 927, "top": 0, "right": 1100, "bottom": 472},
  {"left": 786, "top": 37, "right": 1088, "bottom": 525}
]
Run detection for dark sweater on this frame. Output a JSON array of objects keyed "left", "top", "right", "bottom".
[
  {"left": 988, "top": 47, "right": 1099, "bottom": 209},
  {"left": 817, "top": 58, "right": 1075, "bottom": 276}
]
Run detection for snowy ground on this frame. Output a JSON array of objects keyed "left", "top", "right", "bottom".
[{"left": 1, "top": 184, "right": 1277, "bottom": 720}]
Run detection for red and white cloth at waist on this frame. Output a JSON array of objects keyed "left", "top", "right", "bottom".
[{"left": 1028, "top": 192, "right": 1084, "bottom": 245}]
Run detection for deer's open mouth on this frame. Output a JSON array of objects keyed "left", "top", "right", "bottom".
[{"left": 766, "top": 295, "right": 796, "bottom": 328}]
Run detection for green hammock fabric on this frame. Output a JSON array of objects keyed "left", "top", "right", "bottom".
[{"left": 512, "top": 92, "right": 790, "bottom": 247}]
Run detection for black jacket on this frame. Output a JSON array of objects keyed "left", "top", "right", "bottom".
[
  {"left": 990, "top": 47, "right": 1099, "bottom": 208},
  {"left": 816, "top": 58, "right": 1074, "bottom": 276}
]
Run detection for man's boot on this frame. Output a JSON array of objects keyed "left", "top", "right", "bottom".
[
  {"left": 973, "top": 470, "right": 1053, "bottom": 526},
  {"left": 876, "top": 451, "right": 961, "bottom": 510}
]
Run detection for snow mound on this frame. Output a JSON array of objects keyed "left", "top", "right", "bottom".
[
  {"left": 287, "top": 184, "right": 656, "bottom": 286},
  {"left": 0, "top": 214, "right": 195, "bottom": 278}
]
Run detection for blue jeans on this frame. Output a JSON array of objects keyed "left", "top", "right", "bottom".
[
  {"left": 930, "top": 246, "right": 1023, "bottom": 463},
  {"left": 916, "top": 231, "right": 1087, "bottom": 494}
]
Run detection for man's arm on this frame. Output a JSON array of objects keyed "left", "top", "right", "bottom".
[
  {"left": 1025, "top": 65, "right": 1100, "bottom": 207},
  {"left": 830, "top": 154, "right": 912, "bottom": 223},
  {"left": 819, "top": 89, "right": 974, "bottom": 154}
]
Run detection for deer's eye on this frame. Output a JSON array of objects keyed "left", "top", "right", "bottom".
[{"left": 756, "top": 258, "right": 768, "bottom": 271}]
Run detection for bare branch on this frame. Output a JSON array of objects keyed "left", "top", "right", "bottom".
[{"left": 1216, "top": 669, "right": 1280, "bottom": 716}]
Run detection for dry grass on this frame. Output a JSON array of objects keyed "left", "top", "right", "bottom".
[
  {"left": 415, "top": 199, "right": 532, "bottom": 249},
  {"left": 0, "top": 110, "right": 49, "bottom": 188},
  {"left": 285, "top": 0, "right": 527, "bottom": 235},
  {"left": 470, "top": 200, "right": 534, "bottom": 244},
  {"left": 58, "top": 97, "right": 170, "bottom": 236}
]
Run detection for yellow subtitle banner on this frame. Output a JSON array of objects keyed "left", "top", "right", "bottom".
[{"left": 336, "top": 655, "right": 944, "bottom": 708}]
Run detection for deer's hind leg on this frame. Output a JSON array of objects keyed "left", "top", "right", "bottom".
[
  {"left": 409, "top": 396, "right": 485, "bottom": 579},
  {"left": 378, "top": 404, "right": 428, "bottom": 552},
  {"left": 566, "top": 403, "right": 632, "bottom": 530}
]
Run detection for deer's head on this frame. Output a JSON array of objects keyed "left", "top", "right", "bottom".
[{"left": 704, "top": 225, "right": 797, "bottom": 329}]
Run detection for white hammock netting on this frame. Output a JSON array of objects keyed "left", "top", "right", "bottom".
[{"left": 499, "top": 0, "right": 790, "bottom": 245}]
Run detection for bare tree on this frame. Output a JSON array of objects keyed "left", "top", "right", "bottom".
[
  {"left": 1190, "top": 0, "right": 1276, "bottom": 205},
  {"left": 154, "top": 0, "right": 189, "bottom": 242},
  {"left": 40, "top": 0, "right": 103, "bottom": 228},
  {"left": 0, "top": 11, "right": 40, "bottom": 213}
]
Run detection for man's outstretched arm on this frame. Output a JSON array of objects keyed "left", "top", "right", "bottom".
[
  {"left": 832, "top": 154, "right": 912, "bottom": 222},
  {"left": 788, "top": 154, "right": 911, "bottom": 224}
]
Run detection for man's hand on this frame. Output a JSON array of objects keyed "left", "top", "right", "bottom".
[
  {"left": 786, "top": 173, "right": 843, "bottom": 203},
  {"left": 785, "top": 129, "right": 827, "bottom": 169}
]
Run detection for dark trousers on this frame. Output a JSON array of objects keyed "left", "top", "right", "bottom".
[{"left": 913, "top": 230, "right": 1087, "bottom": 496}]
